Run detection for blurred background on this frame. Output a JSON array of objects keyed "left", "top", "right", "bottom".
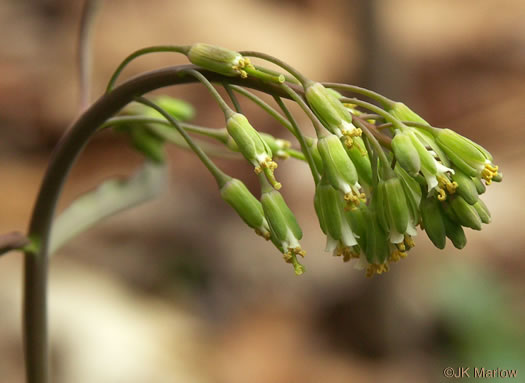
[{"left": 1, "top": 0, "right": 524, "bottom": 382}]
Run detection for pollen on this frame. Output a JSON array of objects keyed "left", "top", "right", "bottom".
[
  {"left": 481, "top": 163, "right": 498, "bottom": 184},
  {"left": 437, "top": 188, "right": 447, "bottom": 201},
  {"left": 404, "top": 235, "right": 415, "bottom": 250},
  {"left": 438, "top": 175, "right": 457, "bottom": 196},
  {"left": 366, "top": 263, "right": 390, "bottom": 277},
  {"left": 344, "top": 192, "right": 362, "bottom": 210}
]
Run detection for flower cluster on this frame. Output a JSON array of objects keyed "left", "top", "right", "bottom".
[{"left": 121, "top": 44, "right": 500, "bottom": 276}]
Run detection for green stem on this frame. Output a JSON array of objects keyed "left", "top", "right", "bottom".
[
  {"left": 77, "top": 0, "right": 102, "bottom": 111},
  {"left": 182, "top": 69, "right": 232, "bottom": 116},
  {"left": 136, "top": 96, "right": 230, "bottom": 187},
  {"left": 287, "top": 148, "right": 306, "bottom": 161},
  {"left": 229, "top": 85, "right": 295, "bottom": 136},
  {"left": 106, "top": 45, "right": 190, "bottom": 92},
  {"left": 340, "top": 97, "right": 405, "bottom": 131},
  {"left": 281, "top": 84, "right": 325, "bottom": 136},
  {"left": 240, "top": 51, "right": 309, "bottom": 87},
  {"left": 323, "top": 82, "right": 395, "bottom": 109},
  {"left": 253, "top": 65, "right": 300, "bottom": 84},
  {"left": 101, "top": 116, "right": 228, "bottom": 142},
  {"left": 223, "top": 83, "right": 243, "bottom": 113},
  {"left": 274, "top": 97, "right": 320, "bottom": 184}
]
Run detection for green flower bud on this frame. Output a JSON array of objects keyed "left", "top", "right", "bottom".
[
  {"left": 345, "top": 202, "right": 370, "bottom": 259},
  {"left": 435, "top": 129, "right": 499, "bottom": 184},
  {"left": 377, "top": 177, "right": 410, "bottom": 243},
  {"left": 472, "top": 176, "right": 486, "bottom": 194},
  {"left": 308, "top": 138, "right": 324, "bottom": 174},
  {"left": 305, "top": 82, "right": 357, "bottom": 137},
  {"left": 442, "top": 211, "right": 467, "bottom": 249},
  {"left": 220, "top": 178, "right": 270, "bottom": 239},
  {"left": 187, "top": 43, "right": 249, "bottom": 78},
  {"left": 450, "top": 196, "right": 482, "bottom": 231},
  {"left": 395, "top": 164, "right": 422, "bottom": 231},
  {"left": 420, "top": 197, "right": 446, "bottom": 249},
  {"left": 451, "top": 169, "right": 479, "bottom": 205},
  {"left": 317, "top": 134, "right": 362, "bottom": 208},
  {"left": 392, "top": 130, "right": 421, "bottom": 176},
  {"left": 473, "top": 199, "right": 491, "bottom": 224},
  {"left": 260, "top": 187, "right": 305, "bottom": 274},
  {"left": 492, "top": 171, "right": 503, "bottom": 183},
  {"left": 389, "top": 102, "right": 429, "bottom": 125},
  {"left": 364, "top": 211, "right": 390, "bottom": 266},
  {"left": 315, "top": 178, "right": 358, "bottom": 251},
  {"left": 226, "top": 112, "right": 280, "bottom": 189},
  {"left": 130, "top": 126, "right": 165, "bottom": 163},
  {"left": 260, "top": 133, "right": 291, "bottom": 160},
  {"left": 343, "top": 136, "right": 373, "bottom": 186},
  {"left": 143, "top": 96, "right": 195, "bottom": 121}
]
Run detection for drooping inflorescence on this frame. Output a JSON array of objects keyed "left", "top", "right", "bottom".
[{"left": 113, "top": 43, "right": 501, "bottom": 276}]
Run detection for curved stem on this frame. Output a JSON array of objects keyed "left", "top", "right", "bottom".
[
  {"left": 274, "top": 97, "right": 319, "bottom": 184},
  {"left": 281, "top": 84, "right": 325, "bottom": 136},
  {"left": 22, "top": 64, "right": 300, "bottom": 383},
  {"left": 77, "top": 0, "right": 102, "bottom": 111},
  {"left": 106, "top": 45, "right": 190, "bottom": 92},
  {"left": 223, "top": 83, "right": 242, "bottom": 113},
  {"left": 240, "top": 51, "right": 309, "bottom": 87},
  {"left": 229, "top": 85, "right": 295, "bottom": 136},
  {"left": 181, "top": 69, "right": 232, "bottom": 116},
  {"left": 323, "top": 82, "right": 395, "bottom": 109},
  {"left": 135, "top": 96, "right": 230, "bottom": 186}
]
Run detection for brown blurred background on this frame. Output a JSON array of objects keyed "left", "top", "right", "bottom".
[{"left": 1, "top": 0, "right": 525, "bottom": 382}]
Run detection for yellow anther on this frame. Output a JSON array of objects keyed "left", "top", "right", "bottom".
[
  {"left": 366, "top": 263, "right": 390, "bottom": 277},
  {"left": 255, "top": 229, "right": 271, "bottom": 240},
  {"left": 437, "top": 188, "right": 447, "bottom": 201},
  {"left": 481, "top": 164, "right": 498, "bottom": 184},
  {"left": 396, "top": 243, "right": 406, "bottom": 252},
  {"left": 240, "top": 70, "right": 248, "bottom": 78},
  {"left": 404, "top": 235, "right": 415, "bottom": 250},
  {"left": 254, "top": 166, "right": 262, "bottom": 174}
]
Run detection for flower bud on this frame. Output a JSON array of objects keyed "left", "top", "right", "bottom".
[
  {"left": 473, "top": 199, "right": 491, "bottom": 224},
  {"left": 394, "top": 164, "right": 422, "bottom": 233},
  {"left": 130, "top": 126, "right": 165, "bottom": 163},
  {"left": 451, "top": 169, "right": 479, "bottom": 205},
  {"left": 220, "top": 178, "right": 270, "bottom": 239},
  {"left": 308, "top": 138, "right": 324, "bottom": 174},
  {"left": 450, "top": 196, "right": 482, "bottom": 231},
  {"left": 317, "top": 134, "right": 362, "bottom": 208},
  {"left": 392, "top": 130, "right": 421, "bottom": 176},
  {"left": 377, "top": 177, "right": 410, "bottom": 243},
  {"left": 343, "top": 136, "right": 373, "bottom": 187},
  {"left": 226, "top": 112, "right": 280, "bottom": 189},
  {"left": 472, "top": 176, "right": 486, "bottom": 194},
  {"left": 435, "top": 129, "right": 499, "bottom": 184},
  {"left": 442, "top": 211, "right": 467, "bottom": 249},
  {"left": 492, "top": 171, "right": 503, "bottom": 183},
  {"left": 260, "top": 187, "right": 305, "bottom": 274},
  {"left": 187, "top": 43, "right": 249, "bottom": 78},
  {"left": 420, "top": 197, "right": 446, "bottom": 249},
  {"left": 389, "top": 102, "right": 429, "bottom": 125},
  {"left": 305, "top": 82, "right": 356, "bottom": 137},
  {"left": 364, "top": 211, "right": 390, "bottom": 266},
  {"left": 315, "top": 178, "right": 358, "bottom": 252}
]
